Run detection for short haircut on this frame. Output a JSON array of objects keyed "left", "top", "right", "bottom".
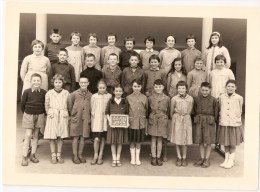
[
  {"left": 79, "top": 73, "right": 89, "bottom": 81},
  {"left": 186, "top": 34, "right": 197, "bottom": 42},
  {"left": 50, "top": 28, "right": 61, "bottom": 35},
  {"left": 201, "top": 82, "right": 211, "bottom": 89},
  {"left": 129, "top": 52, "right": 140, "bottom": 60},
  {"left": 132, "top": 79, "right": 142, "bottom": 86},
  {"left": 70, "top": 31, "right": 82, "bottom": 40},
  {"left": 215, "top": 54, "right": 226, "bottom": 63},
  {"left": 59, "top": 48, "right": 68, "bottom": 55},
  {"left": 52, "top": 74, "right": 65, "bottom": 84},
  {"left": 106, "top": 33, "right": 117, "bottom": 41},
  {"left": 194, "top": 56, "right": 203, "bottom": 63},
  {"left": 86, "top": 53, "right": 96, "bottom": 60},
  {"left": 108, "top": 53, "right": 118, "bottom": 59},
  {"left": 226, "top": 79, "right": 237, "bottom": 86},
  {"left": 31, "top": 73, "right": 42, "bottom": 80},
  {"left": 88, "top": 32, "right": 98, "bottom": 41},
  {"left": 176, "top": 80, "right": 188, "bottom": 89},
  {"left": 144, "top": 36, "right": 155, "bottom": 44},
  {"left": 149, "top": 54, "right": 160, "bottom": 63},
  {"left": 154, "top": 79, "right": 164, "bottom": 86},
  {"left": 31, "top": 39, "right": 44, "bottom": 49},
  {"left": 164, "top": 35, "right": 176, "bottom": 43},
  {"left": 124, "top": 36, "right": 135, "bottom": 45}
]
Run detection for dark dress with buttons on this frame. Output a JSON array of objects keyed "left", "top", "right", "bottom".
[
  {"left": 193, "top": 94, "right": 218, "bottom": 144},
  {"left": 105, "top": 98, "right": 129, "bottom": 144},
  {"left": 147, "top": 93, "right": 170, "bottom": 138}
]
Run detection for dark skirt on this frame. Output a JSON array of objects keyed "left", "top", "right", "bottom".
[
  {"left": 106, "top": 127, "right": 128, "bottom": 144},
  {"left": 128, "top": 128, "right": 145, "bottom": 142},
  {"left": 193, "top": 115, "right": 216, "bottom": 144},
  {"left": 92, "top": 131, "right": 107, "bottom": 139},
  {"left": 217, "top": 126, "right": 244, "bottom": 146}
]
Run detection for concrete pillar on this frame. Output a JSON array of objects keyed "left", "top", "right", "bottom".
[
  {"left": 201, "top": 18, "right": 213, "bottom": 55},
  {"left": 36, "top": 14, "right": 47, "bottom": 47}
]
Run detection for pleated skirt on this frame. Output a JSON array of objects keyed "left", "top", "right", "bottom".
[
  {"left": 106, "top": 127, "right": 128, "bottom": 144},
  {"left": 128, "top": 128, "right": 145, "bottom": 142},
  {"left": 217, "top": 126, "right": 244, "bottom": 146}
]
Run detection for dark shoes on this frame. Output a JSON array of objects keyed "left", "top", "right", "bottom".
[
  {"left": 72, "top": 155, "right": 80, "bottom": 164},
  {"left": 176, "top": 158, "right": 182, "bottom": 166},
  {"left": 91, "top": 158, "right": 98, "bottom": 165},
  {"left": 78, "top": 154, "right": 86, "bottom": 163},
  {"left": 21, "top": 156, "right": 28, "bottom": 166},
  {"left": 30, "top": 154, "right": 39, "bottom": 163},
  {"left": 193, "top": 158, "right": 204, "bottom": 167},
  {"left": 201, "top": 159, "right": 210, "bottom": 168},
  {"left": 151, "top": 157, "right": 157, "bottom": 166},
  {"left": 182, "top": 158, "right": 188, "bottom": 167},
  {"left": 157, "top": 158, "right": 163, "bottom": 166},
  {"left": 57, "top": 156, "right": 64, "bottom": 164}
]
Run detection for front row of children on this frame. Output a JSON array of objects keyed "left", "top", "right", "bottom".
[{"left": 21, "top": 72, "right": 243, "bottom": 170}]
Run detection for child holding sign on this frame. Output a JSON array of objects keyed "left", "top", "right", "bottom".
[{"left": 106, "top": 84, "right": 129, "bottom": 167}]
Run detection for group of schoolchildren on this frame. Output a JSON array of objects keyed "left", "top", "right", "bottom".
[{"left": 20, "top": 28, "right": 243, "bottom": 170}]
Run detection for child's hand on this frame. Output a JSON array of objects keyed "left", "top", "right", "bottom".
[{"left": 48, "top": 113, "right": 54, "bottom": 118}]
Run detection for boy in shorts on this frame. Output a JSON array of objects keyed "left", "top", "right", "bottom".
[{"left": 21, "top": 73, "right": 47, "bottom": 166}]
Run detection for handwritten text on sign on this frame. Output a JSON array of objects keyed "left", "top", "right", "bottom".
[{"left": 110, "top": 114, "right": 129, "bottom": 128}]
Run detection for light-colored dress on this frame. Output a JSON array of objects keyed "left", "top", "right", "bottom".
[
  {"left": 204, "top": 45, "right": 231, "bottom": 78},
  {"left": 91, "top": 92, "right": 112, "bottom": 132},
  {"left": 159, "top": 48, "right": 181, "bottom": 74},
  {"left": 168, "top": 94, "right": 193, "bottom": 145},
  {"left": 44, "top": 89, "right": 70, "bottom": 139},
  {"left": 20, "top": 54, "right": 51, "bottom": 93},
  {"left": 209, "top": 68, "right": 235, "bottom": 99},
  {"left": 66, "top": 45, "right": 83, "bottom": 82},
  {"left": 187, "top": 69, "right": 207, "bottom": 98},
  {"left": 167, "top": 72, "right": 187, "bottom": 98}
]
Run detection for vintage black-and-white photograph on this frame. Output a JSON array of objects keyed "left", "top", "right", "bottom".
[{"left": 2, "top": 1, "right": 259, "bottom": 191}]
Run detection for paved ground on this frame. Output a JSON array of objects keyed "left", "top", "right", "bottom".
[{"left": 15, "top": 105, "right": 244, "bottom": 177}]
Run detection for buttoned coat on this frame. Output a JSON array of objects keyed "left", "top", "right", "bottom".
[
  {"left": 69, "top": 89, "right": 92, "bottom": 138},
  {"left": 147, "top": 93, "right": 170, "bottom": 138},
  {"left": 127, "top": 93, "right": 148, "bottom": 129}
]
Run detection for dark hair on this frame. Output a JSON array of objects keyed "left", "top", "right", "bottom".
[
  {"left": 215, "top": 54, "right": 226, "bottom": 63},
  {"left": 124, "top": 36, "right": 135, "bottom": 45},
  {"left": 132, "top": 79, "right": 142, "bottom": 86},
  {"left": 59, "top": 48, "right": 68, "bottom": 55},
  {"left": 88, "top": 33, "right": 98, "bottom": 41},
  {"left": 50, "top": 28, "right": 61, "bottom": 35},
  {"left": 207, "top": 31, "right": 223, "bottom": 49},
  {"left": 106, "top": 33, "right": 117, "bottom": 41},
  {"left": 201, "top": 82, "right": 211, "bottom": 89},
  {"left": 79, "top": 73, "right": 89, "bottom": 80},
  {"left": 226, "top": 79, "right": 237, "bottom": 86},
  {"left": 164, "top": 35, "right": 176, "bottom": 43},
  {"left": 108, "top": 53, "right": 118, "bottom": 59},
  {"left": 111, "top": 84, "right": 125, "bottom": 104},
  {"left": 70, "top": 31, "right": 82, "bottom": 41},
  {"left": 154, "top": 79, "right": 164, "bottom": 86},
  {"left": 176, "top": 80, "right": 188, "bottom": 90},
  {"left": 30, "top": 73, "right": 42, "bottom": 80},
  {"left": 186, "top": 34, "right": 197, "bottom": 42},
  {"left": 31, "top": 39, "right": 44, "bottom": 49},
  {"left": 149, "top": 54, "right": 160, "bottom": 63},
  {"left": 194, "top": 56, "right": 203, "bottom": 63},
  {"left": 97, "top": 79, "right": 107, "bottom": 87},
  {"left": 129, "top": 52, "right": 140, "bottom": 60},
  {"left": 168, "top": 57, "right": 187, "bottom": 76},
  {"left": 86, "top": 53, "right": 96, "bottom": 60},
  {"left": 144, "top": 36, "right": 155, "bottom": 45}
]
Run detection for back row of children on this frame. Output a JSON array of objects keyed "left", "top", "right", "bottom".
[{"left": 20, "top": 30, "right": 242, "bottom": 169}]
